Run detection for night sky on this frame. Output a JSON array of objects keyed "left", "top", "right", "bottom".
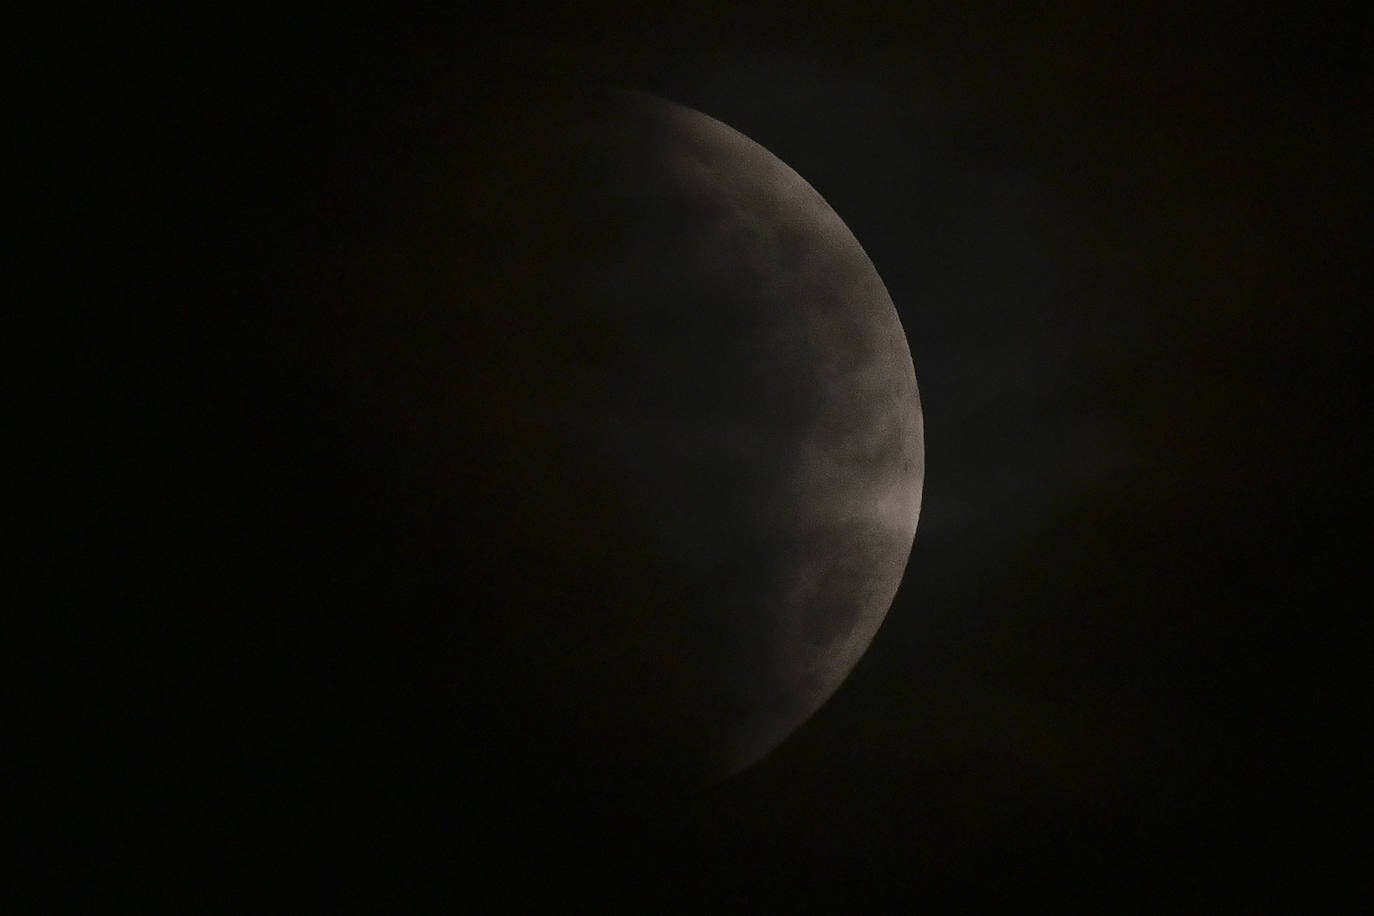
[{"left": 24, "top": 3, "right": 1363, "bottom": 909}]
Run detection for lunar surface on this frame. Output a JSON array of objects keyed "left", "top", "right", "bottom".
[
  {"left": 389, "top": 89, "right": 926, "bottom": 781},
  {"left": 185, "top": 87, "right": 924, "bottom": 788}
]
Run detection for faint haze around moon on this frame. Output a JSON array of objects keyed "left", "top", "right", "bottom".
[{"left": 29, "top": 8, "right": 1358, "bottom": 908}]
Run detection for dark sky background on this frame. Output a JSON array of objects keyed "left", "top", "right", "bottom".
[{"left": 25, "top": 2, "right": 1364, "bottom": 910}]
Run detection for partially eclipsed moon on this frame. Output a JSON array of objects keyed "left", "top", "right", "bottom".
[{"left": 406, "top": 89, "right": 923, "bottom": 782}]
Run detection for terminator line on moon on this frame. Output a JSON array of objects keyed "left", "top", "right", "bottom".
[{"left": 406, "top": 88, "right": 923, "bottom": 782}]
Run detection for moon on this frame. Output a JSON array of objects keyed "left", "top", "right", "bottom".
[
  {"left": 320, "top": 88, "right": 923, "bottom": 785},
  {"left": 387, "top": 89, "right": 917, "bottom": 785}
]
